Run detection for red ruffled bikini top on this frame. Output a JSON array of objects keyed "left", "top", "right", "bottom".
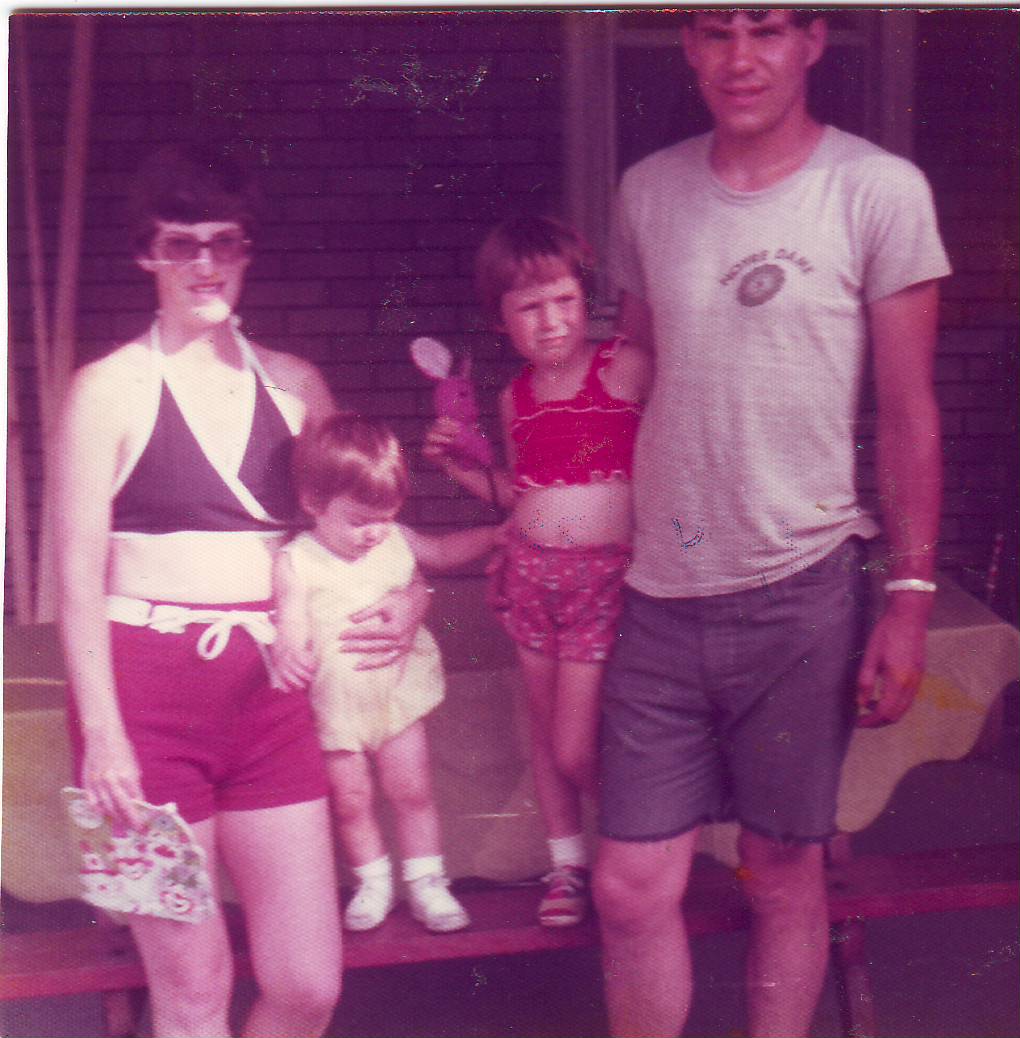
[{"left": 510, "top": 339, "right": 642, "bottom": 490}]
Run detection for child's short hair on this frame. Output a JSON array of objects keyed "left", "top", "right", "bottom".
[
  {"left": 475, "top": 215, "right": 595, "bottom": 324},
  {"left": 292, "top": 414, "right": 409, "bottom": 514},
  {"left": 128, "top": 141, "right": 263, "bottom": 257}
]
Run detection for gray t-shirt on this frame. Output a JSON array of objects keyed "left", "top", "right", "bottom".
[{"left": 610, "top": 125, "right": 951, "bottom": 597}]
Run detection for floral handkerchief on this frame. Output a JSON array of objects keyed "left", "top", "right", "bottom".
[{"left": 61, "top": 787, "right": 215, "bottom": 924}]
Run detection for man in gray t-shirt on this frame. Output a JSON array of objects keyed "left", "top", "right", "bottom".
[{"left": 593, "top": 10, "right": 949, "bottom": 1037}]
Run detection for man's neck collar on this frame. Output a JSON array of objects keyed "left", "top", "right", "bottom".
[{"left": 709, "top": 118, "right": 825, "bottom": 193}]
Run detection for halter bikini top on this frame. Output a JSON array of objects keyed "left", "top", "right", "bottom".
[
  {"left": 509, "top": 339, "right": 641, "bottom": 490},
  {"left": 111, "top": 322, "right": 299, "bottom": 535}
]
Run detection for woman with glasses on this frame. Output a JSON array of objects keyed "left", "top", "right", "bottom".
[{"left": 52, "top": 143, "right": 415, "bottom": 1037}]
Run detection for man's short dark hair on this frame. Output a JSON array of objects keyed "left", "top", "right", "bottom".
[{"left": 680, "top": 9, "right": 826, "bottom": 29}]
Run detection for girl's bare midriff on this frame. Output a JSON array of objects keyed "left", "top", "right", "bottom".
[
  {"left": 108, "top": 530, "right": 286, "bottom": 604},
  {"left": 509, "top": 478, "right": 632, "bottom": 548}
]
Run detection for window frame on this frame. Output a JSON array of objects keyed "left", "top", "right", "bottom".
[{"left": 562, "top": 10, "right": 918, "bottom": 321}]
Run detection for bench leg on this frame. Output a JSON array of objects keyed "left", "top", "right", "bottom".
[
  {"left": 101, "top": 988, "right": 147, "bottom": 1038},
  {"left": 93, "top": 912, "right": 147, "bottom": 1037},
  {"left": 831, "top": 917, "right": 877, "bottom": 1038},
  {"left": 826, "top": 834, "right": 876, "bottom": 1038}
]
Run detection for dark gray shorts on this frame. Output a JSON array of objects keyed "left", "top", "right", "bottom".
[{"left": 598, "top": 538, "right": 871, "bottom": 844}]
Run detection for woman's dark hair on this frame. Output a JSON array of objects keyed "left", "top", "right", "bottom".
[{"left": 128, "top": 141, "right": 263, "bottom": 256}]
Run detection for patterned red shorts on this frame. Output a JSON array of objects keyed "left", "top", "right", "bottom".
[{"left": 488, "top": 537, "right": 631, "bottom": 663}]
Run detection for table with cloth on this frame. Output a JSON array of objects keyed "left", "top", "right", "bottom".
[{"left": 3, "top": 573, "right": 1018, "bottom": 902}]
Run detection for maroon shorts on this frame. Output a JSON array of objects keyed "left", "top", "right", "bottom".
[
  {"left": 488, "top": 537, "right": 630, "bottom": 663},
  {"left": 68, "top": 604, "right": 328, "bottom": 824}
]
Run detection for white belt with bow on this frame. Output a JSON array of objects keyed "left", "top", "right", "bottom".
[{"left": 106, "top": 595, "right": 276, "bottom": 661}]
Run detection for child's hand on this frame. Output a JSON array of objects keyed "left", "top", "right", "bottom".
[
  {"left": 271, "top": 637, "right": 317, "bottom": 692},
  {"left": 422, "top": 417, "right": 460, "bottom": 466}
]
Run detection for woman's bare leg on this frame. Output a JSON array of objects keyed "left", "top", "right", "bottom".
[
  {"left": 127, "top": 818, "right": 233, "bottom": 1038},
  {"left": 219, "top": 799, "right": 342, "bottom": 1038}
]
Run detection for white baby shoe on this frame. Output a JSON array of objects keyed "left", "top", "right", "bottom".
[
  {"left": 343, "top": 876, "right": 395, "bottom": 932},
  {"left": 406, "top": 874, "right": 470, "bottom": 933}
]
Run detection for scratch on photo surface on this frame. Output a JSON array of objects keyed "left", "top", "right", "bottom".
[
  {"left": 463, "top": 812, "right": 537, "bottom": 820},
  {"left": 968, "top": 938, "right": 1018, "bottom": 977},
  {"left": 672, "top": 518, "right": 704, "bottom": 551},
  {"left": 348, "top": 54, "right": 490, "bottom": 119}
]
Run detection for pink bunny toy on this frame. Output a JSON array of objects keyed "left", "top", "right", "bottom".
[{"left": 410, "top": 336, "right": 494, "bottom": 469}]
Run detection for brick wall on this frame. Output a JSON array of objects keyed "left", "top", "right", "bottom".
[
  {"left": 914, "top": 9, "right": 1018, "bottom": 613},
  {"left": 6, "top": 9, "right": 1018, "bottom": 618},
  {"left": 7, "top": 9, "right": 564, "bottom": 611}
]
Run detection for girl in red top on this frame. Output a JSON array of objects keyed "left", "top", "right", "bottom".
[{"left": 424, "top": 216, "right": 651, "bottom": 926}]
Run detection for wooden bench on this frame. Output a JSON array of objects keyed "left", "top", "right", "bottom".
[{"left": 2, "top": 843, "right": 1017, "bottom": 1038}]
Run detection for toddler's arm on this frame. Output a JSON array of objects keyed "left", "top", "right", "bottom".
[
  {"left": 402, "top": 523, "right": 504, "bottom": 572},
  {"left": 270, "top": 548, "right": 317, "bottom": 691},
  {"left": 422, "top": 416, "right": 516, "bottom": 510}
]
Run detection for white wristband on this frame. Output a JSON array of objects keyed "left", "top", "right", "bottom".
[{"left": 884, "top": 578, "right": 937, "bottom": 594}]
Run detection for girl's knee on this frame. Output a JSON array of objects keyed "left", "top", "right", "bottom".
[
  {"left": 379, "top": 767, "right": 433, "bottom": 812},
  {"left": 524, "top": 686, "right": 556, "bottom": 732},
  {"left": 332, "top": 782, "right": 374, "bottom": 824},
  {"left": 553, "top": 742, "right": 596, "bottom": 792}
]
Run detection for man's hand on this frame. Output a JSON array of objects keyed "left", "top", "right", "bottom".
[
  {"left": 855, "top": 597, "right": 930, "bottom": 727},
  {"left": 340, "top": 578, "right": 431, "bottom": 670}
]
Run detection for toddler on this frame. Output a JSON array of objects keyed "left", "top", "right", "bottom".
[
  {"left": 424, "top": 216, "right": 651, "bottom": 925},
  {"left": 273, "top": 414, "right": 501, "bottom": 932}
]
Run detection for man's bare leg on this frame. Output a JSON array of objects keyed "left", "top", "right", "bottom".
[
  {"left": 739, "top": 829, "right": 829, "bottom": 1038},
  {"left": 594, "top": 829, "right": 700, "bottom": 1038}
]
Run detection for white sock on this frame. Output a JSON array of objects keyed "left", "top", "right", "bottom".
[
  {"left": 402, "top": 854, "right": 445, "bottom": 884},
  {"left": 353, "top": 855, "right": 392, "bottom": 883},
  {"left": 548, "top": 834, "right": 587, "bottom": 869}
]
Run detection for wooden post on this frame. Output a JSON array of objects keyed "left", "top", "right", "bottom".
[
  {"left": 34, "top": 15, "right": 96, "bottom": 622},
  {"left": 12, "top": 15, "right": 54, "bottom": 432},
  {"left": 11, "top": 15, "right": 56, "bottom": 623},
  {"left": 561, "top": 13, "right": 616, "bottom": 315},
  {"left": 6, "top": 362, "right": 35, "bottom": 623}
]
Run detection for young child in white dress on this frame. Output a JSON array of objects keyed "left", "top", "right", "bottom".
[{"left": 272, "top": 414, "right": 501, "bottom": 932}]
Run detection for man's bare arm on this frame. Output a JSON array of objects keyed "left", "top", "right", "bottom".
[
  {"left": 616, "top": 290, "right": 655, "bottom": 355},
  {"left": 857, "top": 279, "right": 942, "bottom": 727}
]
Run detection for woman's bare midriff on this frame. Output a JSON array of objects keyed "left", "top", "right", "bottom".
[
  {"left": 108, "top": 530, "right": 287, "bottom": 604},
  {"left": 509, "top": 479, "right": 632, "bottom": 548}
]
